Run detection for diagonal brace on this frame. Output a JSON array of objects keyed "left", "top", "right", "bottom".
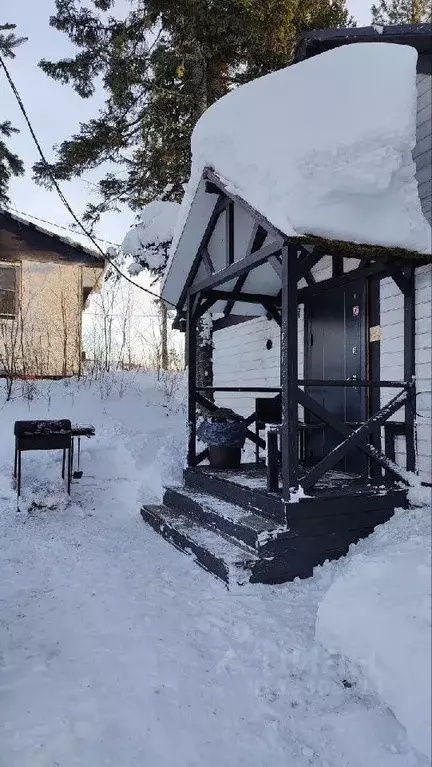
[{"left": 298, "top": 387, "right": 410, "bottom": 489}]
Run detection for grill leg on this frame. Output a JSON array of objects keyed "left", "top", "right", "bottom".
[
  {"left": 17, "top": 450, "right": 22, "bottom": 498},
  {"left": 67, "top": 446, "right": 72, "bottom": 495},
  {"left": 14, "top": 439, "right": 18, "bottom": 478},
  {"left": 62, "top": 449, "right": 66, "bottom": 479}
]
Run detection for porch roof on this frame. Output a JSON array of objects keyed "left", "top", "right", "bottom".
[
  {"left": 162, "top": 169, "right": 431, "bottom": 313},
  {"left": 163, "top": 41, "right": 431, "bottom": 308}
]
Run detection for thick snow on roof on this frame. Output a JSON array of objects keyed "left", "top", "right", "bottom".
[
  {"left": 172, "top": 42, "right": 431, "bottom": 258},
  {"left": 122, "top": 201, "right": 181, "bottom": 271}
]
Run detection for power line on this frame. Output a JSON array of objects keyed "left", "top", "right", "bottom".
[{"left": 0, "top": 53, "right": 176, "bottom": 307}]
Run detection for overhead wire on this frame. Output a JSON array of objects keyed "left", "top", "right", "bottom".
[{"left": 0, "top": 53, "right": 176, "bottom": 307}]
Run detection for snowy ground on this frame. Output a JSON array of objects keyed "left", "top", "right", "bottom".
[{"left": 0, "top": 373, "right": 430, "bottom": 767}]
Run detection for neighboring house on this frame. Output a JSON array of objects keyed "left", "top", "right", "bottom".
[
  {"left": 0, "top": 210, "right": 104, "bottom": 379},
  {"left": 142, "top": 25, "right": 432, "bottom": 586}
]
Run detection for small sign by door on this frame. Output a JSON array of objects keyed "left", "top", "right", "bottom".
[
  {"left": 369, "top": 325, "right": 381, "bottom": 342},
  {"left": 353, "top": 305, "right": 360, "bottom": 317}
]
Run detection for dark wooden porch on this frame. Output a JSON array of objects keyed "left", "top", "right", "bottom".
[{"left": 141, "top": 169, "right": 427, "bottom": 586}]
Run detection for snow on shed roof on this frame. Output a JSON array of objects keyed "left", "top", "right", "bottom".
[
  {"left": 0, "top": 208, "right": 103, "bottom": 265},
  {"left": 163, "top": 42, "right": 431, "bottom": 305}
]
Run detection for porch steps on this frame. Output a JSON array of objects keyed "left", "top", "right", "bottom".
[
  {"left": 184, "top": 466, "right": 284, "bottom": 522},
  {"left": 140, "top": 504, "right": 257, "bottom": 586},
  {"left": 141, "top": 479, "right": 408, "bottom": 586}
]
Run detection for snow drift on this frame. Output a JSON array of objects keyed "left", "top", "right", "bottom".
[
  {"left": 316, "top": 507, "right": 432, "bottom": 760},
  {"left": 172, "top": 42, "right": 431, "bottom": 257}
]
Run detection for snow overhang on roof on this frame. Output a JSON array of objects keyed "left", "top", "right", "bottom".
[
  {"left": 0, "top": 209, "right": 104, "bottom": 267},
  {"left": 163, "top": 42, "right": 431, "bottom": 308}
]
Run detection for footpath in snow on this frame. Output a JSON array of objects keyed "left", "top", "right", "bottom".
[{"left": 0, "top": 373, "right": 430, "bottom": 767}]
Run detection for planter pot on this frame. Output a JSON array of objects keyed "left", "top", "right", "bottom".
[{"left": 209, "top": 446, "right": 242, "bottom": 470}]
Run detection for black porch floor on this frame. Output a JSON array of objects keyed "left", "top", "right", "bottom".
[
  {"left": 196, "top": 464, "right": 392, "bottom": 498},
  {"left": 141, "top": 464, "right": 408, "bottom": 587}
]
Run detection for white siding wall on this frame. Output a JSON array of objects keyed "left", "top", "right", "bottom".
[
  {"left": 380, "top": 264, "right": 432, "bottom": 482},
  {"left": 213, "top": 317, "right": 281, "bottom": 418}
]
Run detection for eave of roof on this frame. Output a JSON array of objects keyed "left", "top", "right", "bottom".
[
  {"left": 293, "top": 23, "right": 432, "bottom": 62},
  {"left": 0, "top": 209, "right": 104, "bottom": 266}
]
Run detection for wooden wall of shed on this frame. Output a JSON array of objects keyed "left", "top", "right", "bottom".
[{"left": 0, "top": 261, "right": 83, "bottom": 378}]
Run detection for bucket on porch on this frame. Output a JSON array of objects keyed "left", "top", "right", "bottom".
[
  {"left": 197, "top": 408, "right": 247, "bottom": 470},
  {"left": 208, "top": 446, "right": 242, "bottom": 469}
]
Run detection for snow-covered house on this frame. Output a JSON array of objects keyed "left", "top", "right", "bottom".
[
  {"left": 0, "top": 210, "right": 104, "bottom": 378},
  {"left": 143, "top": 25, "right": 432, "bottom": 586}
]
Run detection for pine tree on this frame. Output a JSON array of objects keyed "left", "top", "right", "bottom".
[
  {"left": 371, "top": 0, "right": 431, "bottom": 23},
  {"left": 0, "top": 23, "right": 27, "bottom": 205}
]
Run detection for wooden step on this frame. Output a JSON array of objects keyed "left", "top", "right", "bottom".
[
  {"left": 163, "top": 486, "right": 276, "bottom": 550},
  {"left": 184, "top": 467, "right": 285, "bottom": 522},
  {"left": 141, "top": 504, "right": 257, "bottom": 586}
]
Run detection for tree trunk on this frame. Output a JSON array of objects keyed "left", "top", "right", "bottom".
[
  {"left": 190, "top": 47, "right": 213, "bottom": 396},
  {"left": 196, "top": 312, "right": 213, "bottom": 402}
]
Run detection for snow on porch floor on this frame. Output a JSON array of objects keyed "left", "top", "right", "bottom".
[{"left": 0, "top": 376, "right": 428, "bottom": 767}]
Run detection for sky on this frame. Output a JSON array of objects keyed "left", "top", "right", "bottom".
[{"left": 2, "top": 0, "right": 372, "bottom": 253}]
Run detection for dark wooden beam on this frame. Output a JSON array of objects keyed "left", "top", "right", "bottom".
[
  {"left": 208, "top": 289, "right": 277, "bottom": 305},
  {"left": 186, "top": 293, "right": 197, "bottom": 467},
  {"left": 298, "top": 387, "right": 410, "bottom": 487},
  {"left": 196, "top": 386, "right": 281, "bottom": 393},
  {"left": 226, "top": 202, "right": 235, "bottom": 266},
  {"left": 178, "top": 194, "right": 228, "bottom": 309},
  {"left": 190, "top": 239, "right": 282, "bottom": 295},
  {"left": 263, "top": 300, "right": 282, "bottom": 327},
  {"left": 332, "top": 255, "right": 343, "bottom": 277},
  {"left": 281, "top": 243, "right": 299, "bottom": 505},
  {"left": 404, "top": 267, "right": 416, "bottom": 471},
  {"left": 193, "top": 295, "right": 217, "bottom": 321},
  {"left": 193, "top": 447, "right": 210, "bottom": 466},
  {"left": 297, "top": 249, "right": 323, "bottom": 282},
  {"left": 298, "top": 261, "right": 386, "bottom": 300},
  {"left": 388, "top": 265, "right": 411, "bottom": 296},
  {"left": 200, "top": 247, "right": 215, "bottom": 276}
]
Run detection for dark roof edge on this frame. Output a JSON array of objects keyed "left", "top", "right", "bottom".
[
  {"left": 0, "top": 209, "right": 104, "bottom": 266},
  {"left": 293, "top": 23, "right": 432, "bottom": 62}
]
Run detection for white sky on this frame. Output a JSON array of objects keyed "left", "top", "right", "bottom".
[{"left": 2, "top": 0, "right": 372, "bottom": 251}]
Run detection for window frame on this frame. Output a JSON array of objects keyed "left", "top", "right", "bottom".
[{"left": 0, "top": 262, "right": 20, "bottom": 321}]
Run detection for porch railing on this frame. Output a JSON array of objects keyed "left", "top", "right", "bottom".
[{"left": 190, "top": 379, "right": 415, "bottom": 494}]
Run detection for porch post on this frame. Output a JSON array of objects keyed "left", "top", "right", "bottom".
[
  {"left": 186, "top": 291, "right": 197, "bottom": 467},
  {"left": 281, "top": 244, "right": 299, "bottom": 509},
  {"left": 404, "top": 267, "right": 416, "bottom": 472}
]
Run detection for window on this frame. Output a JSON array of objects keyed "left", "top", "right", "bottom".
[{"left": 0, "top": 264, "right": 18, "bottom": 319}]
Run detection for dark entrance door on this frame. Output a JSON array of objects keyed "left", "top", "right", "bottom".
[{"left": 304, "top": 280, "right": 366, "bottom": 475}]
